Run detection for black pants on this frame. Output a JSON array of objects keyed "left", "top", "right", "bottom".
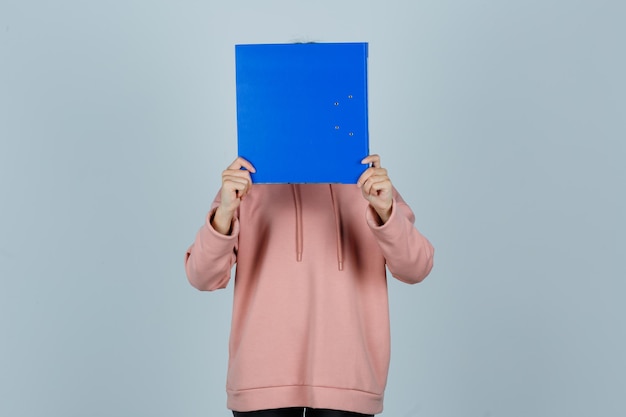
[{"left": 232, "top": 407, "right": 374, "bottom": 417}]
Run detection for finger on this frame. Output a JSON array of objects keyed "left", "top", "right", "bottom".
[
  {"left": 223, "top": 169, "right": 253, "bottom": 190},
  {"left": 223, "top": 176, "right": 252, "bottom": 196},
  {"left": 357, "top": 167, "right": 387, "bottom": 187},
  {"left": 223, "top": 174, "right": 251, "bottom": 186},
  {"left": 361, "top": 154, "right": 381, "bottom": 168},
  {"left": 369, "top": 179, "right": 392, "bottom": 194},
  {"left": 363, "top": 176, "right": 391, "bottom": 196},
  {"left": 363, "top": 176, "right": 383, "bottom": 195},
  {"left": 222, "top": 168, "right": 253, "bottom": 183},
  {"left": 357, "top": 166, "right": 378, "bottom": 187},
  {"left": 220, "top": 183, "right": 246, "bottom": 208},
  {"left": 227, "top": 156, "right": 256, "bottom": 173},
  {"left": 225, "top": 182, "right": 248, "bottom": 195},
  {"left": 357, "top": 168, "right": 373, "bottom": 187},
  {"left": 223, "top": 174, "right": 251, "bottom": 190}
]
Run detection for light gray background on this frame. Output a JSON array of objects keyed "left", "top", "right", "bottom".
[{"left": 1, "top": 1, "right": 624, "bottom": 416}]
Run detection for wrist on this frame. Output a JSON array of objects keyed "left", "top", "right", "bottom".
[
  {"left": 373, "top": 202, "right": 392, "bottom": 225},
  {"left": 212, "top": 206, "right": 236, "bottom": 235}
]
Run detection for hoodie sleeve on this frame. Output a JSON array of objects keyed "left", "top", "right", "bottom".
[
  {"left": 184, "top": 194, "right": 239, "bottom": 291},
  {"left": 365, "top": 189, "right": 434, "bottom": 284}
]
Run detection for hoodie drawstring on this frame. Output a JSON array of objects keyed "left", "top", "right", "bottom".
[
  {"left": 292, "top": 184, "right": 303, "bottom": 262},
  {"left": 291, "top": 184, "right": 344, "bottom": 271},
  {"left": 329, "top": 184, "right": 344, "bottom": 271}
]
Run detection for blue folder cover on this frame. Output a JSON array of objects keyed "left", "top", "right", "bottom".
[{"left": 235, "top": 42, "right": 369, "bottom": 183}]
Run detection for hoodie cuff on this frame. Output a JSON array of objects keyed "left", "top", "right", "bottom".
[
  {"left": 365, "top": 198, "right": 398, "bottom": 229},
  {"left": 204, "top": 206, "right": 240, "bottom": 240}
]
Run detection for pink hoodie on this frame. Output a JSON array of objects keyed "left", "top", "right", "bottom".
[{"left": 185, "top": 183, "right": 434, "bottom": 415}]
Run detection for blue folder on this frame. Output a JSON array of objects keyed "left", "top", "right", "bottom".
[{"left": 235, "top": 42, "right": 369, "bottom": 184}]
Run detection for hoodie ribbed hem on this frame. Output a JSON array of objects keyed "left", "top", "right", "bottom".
[{"left": 227, "top": 385, "right": 383, "bottom": 415}]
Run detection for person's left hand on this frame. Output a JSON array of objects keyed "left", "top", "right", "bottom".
[{"left": 357, "top": 154, "right": 393, "bottom": 224}]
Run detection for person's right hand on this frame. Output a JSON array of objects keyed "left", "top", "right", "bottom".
[{"left": 212, "top": 157, "right": 255, "bottom": 235}]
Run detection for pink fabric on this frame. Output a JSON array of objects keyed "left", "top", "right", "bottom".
[{"left": 185, "top": 184, "right": 434, "bottom": 415}]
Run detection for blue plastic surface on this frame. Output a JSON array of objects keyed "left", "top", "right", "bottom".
[{"left": 235, "top": 43, "right": 369, "bottom": 184}]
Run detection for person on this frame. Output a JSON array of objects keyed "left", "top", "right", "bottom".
[{"left": 184, "top": 154, "right": 434, "bottom": 417}]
